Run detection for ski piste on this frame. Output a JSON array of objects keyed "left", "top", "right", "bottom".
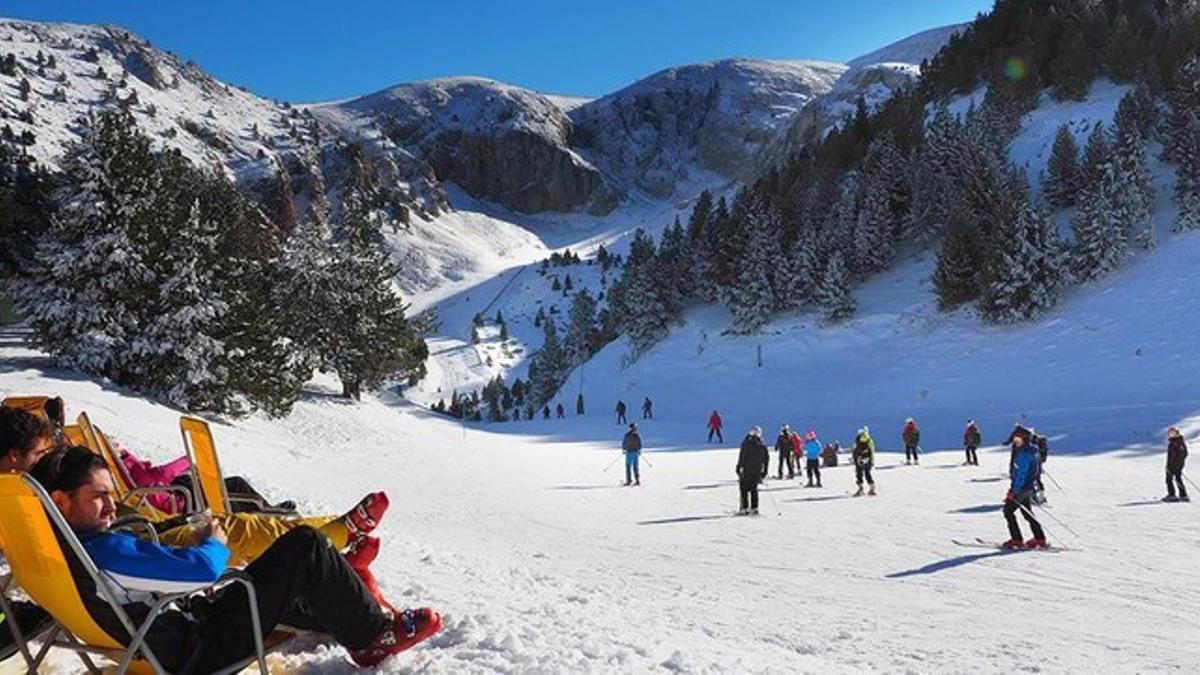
[{"left": 952, "top": 537, "right": 1071, "bottom": 553}]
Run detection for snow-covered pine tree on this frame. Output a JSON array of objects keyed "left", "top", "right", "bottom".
[
  {"left": 851, "top": 170, "right": 895, "bottom": 276},
  {"left": 979, "top": 201, "right": 1064, "bottom": 323},
  {"left": 728, "top": 200, "right": 778, "bottom": 332},
  {"left": 1043, "top": 124, "right": 1081, "bottom": 208},
  {"left": 532, "top": 317, "right": 566, "bottom": 404},
  {"left": 686, "top": 191, "right": 714, "bottom": 300},
  {"left": 1163, "top": 54, "right": 1200, "bottom": 163},
  {"left": 322, "top": 156, "right": 426, "bottom": 399},
  {"left": 1080, "top": 122, "right": 1111, "bottom": 189},
  {"left": 932, "top": 210, "right": 986, "bottom": 310},
  {"left": 775, "top": 229, "right": 818, "bottom": 311},
  {"left": 1072, "top": 160, "right": 1128, "bottom": 281},
  {"left": 624, "top": 252, "right": 671, "bottom": 355},
  {"left": 1173, "top": 111, "right": 1200, "bottom": 233},
  {"left": 908, "top": 102, "right": 966, "bottom": 242},
  {"left": 814, "top": 251, "right": 855, "bottom": 322},
  {"left": 565, "top": 288, "right": 598, "bottom": 367},
  {"left": 655, "top": 216, "right": 691, "bottom": 316},
  {"left": 1112, "top": 93, "right": 1155, "bottom": 249}
]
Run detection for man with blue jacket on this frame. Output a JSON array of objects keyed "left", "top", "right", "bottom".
[
  {"left": 1002, "top": 429, "right": 1047, "bottom": 549},
  {"left": 29, "top": 446, "right": 440, "bottom": 671}
]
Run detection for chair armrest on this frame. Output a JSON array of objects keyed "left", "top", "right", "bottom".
[{"left": 110, "top": 515, "right": 160, "bottom": 544}]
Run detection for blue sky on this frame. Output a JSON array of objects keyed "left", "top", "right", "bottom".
[{"left": 2, "top": 1, "right": 993, "bottom": 102}]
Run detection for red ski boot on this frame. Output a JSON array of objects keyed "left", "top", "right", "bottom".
[
  {"left": 345, "top": 535, "right": 381, "bottom": 570},
  {"left": 345, "top": 492, "right": 389, "bottom": 537},
  {"left": 351, "top": 607, "right": 442, "bottom": 667},
  {"left": 1001, "top": 538, "right": 1024, "bottom": 550},
  {"left": 1025, "top": 538, "right": 1049, "bottom": 549}
]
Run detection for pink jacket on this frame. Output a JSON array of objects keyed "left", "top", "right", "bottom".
[{"left": 118, "top": 446, "right": 191, "bottom": 513}]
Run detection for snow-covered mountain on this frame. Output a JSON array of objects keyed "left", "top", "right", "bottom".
[
  {"left": 569, "top": 59, "right": 845, "bottom": 198},
  {"left": 759, "top": 24, "right": 966, "bottom": 170},
  {"left": 0, "top": 18, "right": 447, "bottom": 220}
]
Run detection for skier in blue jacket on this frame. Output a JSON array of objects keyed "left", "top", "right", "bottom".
[
  {"left": 30, "top": 446, "right": 441, "bottom": 670},
  {"left": 1002, "top": 430, "right": 1047, "bottom": 549},
  {"left": 802, "top": 430, "right": 823, "bottom": 487}
]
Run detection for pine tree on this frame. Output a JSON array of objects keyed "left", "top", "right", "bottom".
[
  {"left": 565, "top": 288, "right": 598, "bottom": 367},
  {"left": 1051, "top": 30, "right": 1092, "bottom": 102},
  {"left": 531, "top": 318, "right": 566, "bottom": 404},
  {"left": 933, "top": 211, "right": 986, "bottom": 310},
  {"left": 774, "top": 232, "right": 818, "bottom": 310},
  {"left": 728, "top": 201, "right": 777, "bottom": 332},
  {"left": 1111, "top": 95, "right": 1155, "bottom": 249},
  {"left": 1043, "top": 124, "right": 1081, "bottom": 208},
  {"left": 814, "top": 252, "right": 855, "bottom": 322},
  {"left": 1164, "top": 55, "right": 1200, "bottom": 163},
  {"left": 851, "top": 174, "right": 895, "bottom": 276},
  {"left": 1173, "top": 112, "right": 1200, "bottom": 233},
  {"left": 979, "top": 201, "right": 1064, "bottom": 323},
  {"left": 1072, "top": 161, "right": 1128, "bottom": 281}
]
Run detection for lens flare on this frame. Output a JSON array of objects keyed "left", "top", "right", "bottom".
[{"left": 1004, "top": 57, "right": 1027, "bottom": 81}]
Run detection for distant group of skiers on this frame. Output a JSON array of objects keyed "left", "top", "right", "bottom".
[{"left": 615, "top": 397, "right": 653, "bottom": 425}]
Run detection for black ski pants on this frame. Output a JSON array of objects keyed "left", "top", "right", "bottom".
[
  {"left": 1167, "top": 467, "right": 1187, "bottom": 499},
  {"left": 1003, "top": 495, "right": 1045, "bottom": 542},
  {"left": 738, "top": 477, "right": 760, "bottom": 511},
  {"left": 777, "top": 451, "right": 793, "bottom": 478},
  {"left": 965, "top": 445, "right": 978, "bottom": 465},
  {"left": 617, "top": 411, "right": 627, "bottom": 424},
  {"left": 905, "top": 444, "right": 919, "bottom": 462},
  {"left": 805, "top": 459, "right": 821, "bottom": 486},
  {"left": 708, "top": 427, "right": 723, "bottom": 443},
  {"left": 171, "top": 474, "right": 272, "bottom": 513},
  {"left": 855, "top": 463, "right": 874, "bottom": 486},
  {"left": 191, "top": 526, "right": 387, "bottom": 672}
]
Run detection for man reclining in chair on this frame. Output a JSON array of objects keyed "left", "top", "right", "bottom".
[
  {"left": 2, "top": 407, "right": 385, "bottom": 567},
  {"left": 31, "top": 446, "right": 441, "bottom": 671}
]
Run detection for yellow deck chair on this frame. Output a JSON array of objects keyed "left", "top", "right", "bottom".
[
  {"left": 179, "top": 416, "right": 235, "bottom": 516},
  {"left": 0, "top": 473, "right": 270, "bottom": 674},
  {"left": 63, "top": 424, "right": 86, "bottom": 446},
  {"left": 1, "top": 395, "right": 64, "bottom": 427},
  {"left": 75, "top": 412, "right": 195, "bottom": 515}
]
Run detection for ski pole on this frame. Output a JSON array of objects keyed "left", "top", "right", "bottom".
[
  {"left": 762, "top": 480, "right": 782, "bottom": 516},
  {"left": 1041, "top": 469, "right": 1068, "bottom": 495},
  {"left": 1182, "top": 472, "right": 1199, "bottom": 492},
  {"left": 602, "top": 454, "right": 621, "bottom": 473},
  {"left": 640, "top": 453, "right": 654, "bottom": 469},
  {"left": 1016, "top": 498, "right": 1080, "bottom": 540}
]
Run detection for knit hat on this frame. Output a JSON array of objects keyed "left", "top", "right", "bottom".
[
  {"left": 1168, "top": 426, "right": 1181, "bottom": 438},
  {"left": 750, "top": 426, "right": 762, "bottom": 437},
  {"left": 806, "top": 430, "right": 817, "bottom": 441}
]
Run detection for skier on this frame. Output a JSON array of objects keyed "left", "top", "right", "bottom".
[
  {"left": 556, "top": 402, "right": 565, "bottom": 419},
  {"left": 1002, "top": 428, "right": 1047, "bottom": 549},
  {"left": 542, "top": 405, "right": 551, "bottom": 420},
  {"left": 642, "top": 397, "right": 653, "bottom": 419},
  {"left": 525, "top": 403, "right": 535, "bottom": 420},
  {"left": 964, "top": 419, "right": 982, "bottom": 466},
  {"left": 1005, "top": 421, "right": 1031, "bottom": 476},
  {"left": 790, "top": 428, "right": 803, "bottom": 477},
  {"left": 512, "top": 408, "right": 521, "bottom": 422},
  {"left": 616, "top": 400, "right": 627, "bottom": 425},
  {"left": 576, "top": 394, "right": 585, "bottom": 416},
  {"left": 852, "top": 427, "right": 876, "bottom": 496},
  {"left": 902, "top": 417, "right": 920, "bottom": 465},
  {"left": 1164, "top": 426, "right": 1189, "bottom": 502},
  {"left": 707, "top": 410, "right": 724, "bottom": 443},
  {"left": 773, "top": 425, "right": 793, "bottom": 479},
  {"left": 622, "top": 423, "right": 642, "bottom": 486},
  {"left": 821, "top": 440, "right": 840, "bottom": 468},
  {"left": 803, "top": 430, "right": 823, "bottom": 488},
  {"left": 735, "top": 426, "right": 769, "bottom": 514}
]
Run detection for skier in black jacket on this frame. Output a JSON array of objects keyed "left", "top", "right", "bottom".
[
  {"left": 774, "top": 425, "right": 794, "bottom": 480},
  {"left": 1165, "top": 427, "right": 1189, "bottom": 502},
  {"left": 736, "top": 427, "right": 770, "bottom": 514}
]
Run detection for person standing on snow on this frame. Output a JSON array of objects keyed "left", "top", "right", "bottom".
[
  {"left": 708, "top": 410, "right": 724, "bottom": 443},
  {"left": 1028, "top": 427, "right": 1049, "bottom": 500},
  {"left": 622, "top": 423, "right": 643, "bottom": 486},
  {"left": 642, "top": 397, "right": 653, "bottom": 419},
  {"left": 556, "top": 402, "right": 565, "bottom": 419},
  {"left": 803, "top": 430, "right": 823, "bottom": 487},
  {"left": 576, "top": 394, "right": 585, "bottom": 416},
  {"left": 1005, "top": 422, "right": 1031, "bottom": 476},
  {"left": 615, "top": 400, "right": 627, "bottom": 425},
  {"left": 821, "top": 440, "right": 841, "bottom": 467},
  {"left": 736, "top": 426, "right": 769, "bottom": 514},
  {"left": 1164, "top": 426, "right": 1189, "bottom": 502},
  {"left": 1002, "top": 428, "right": 1047, "bottom": 549},
  {"left": 853, "top": 427, "right": 876, "bottom": 496},
  {"left": 902, "top": 417, "right": 921, "bottom": 465},
  {"left": 964, "top": 420, "right": 982, "bottom": 466},
  {"left": 774, "top": 425, "right": 794, "bottom": 480},
  {"left": 790, "top": 428, "right": 803, "bottom": 477}
]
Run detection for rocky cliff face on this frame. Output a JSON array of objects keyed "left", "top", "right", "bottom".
[{"left": 316, "top": 78, "right": 617, "bottom": 215}]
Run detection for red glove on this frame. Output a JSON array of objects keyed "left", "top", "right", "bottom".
[{"left": 1005, "top": 490, "right": 1014, "bottom": 501}]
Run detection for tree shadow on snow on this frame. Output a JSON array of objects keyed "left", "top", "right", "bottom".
[
  {"left": 886, "top": 550, "right": 1009, "bottom": 578},
  {"left": 947, "top": 503, "right": 1003, "bottom": 514},
  {"left": 638, "top": 514, "right": 730, "bottom": 526}
]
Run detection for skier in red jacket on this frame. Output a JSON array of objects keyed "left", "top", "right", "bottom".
[{"left": 707, "top": 410, "right": 724, "bottom": 443}]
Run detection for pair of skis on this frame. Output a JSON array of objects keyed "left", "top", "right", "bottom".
[{"left": 952, "top": 537, "right": 1070, "bottom": 552}]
